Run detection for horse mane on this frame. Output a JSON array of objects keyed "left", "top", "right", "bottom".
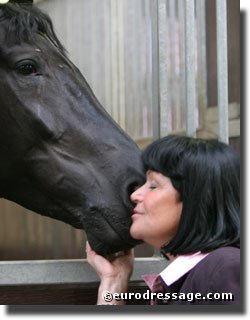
[{"left": 0, "top": 2, "right": 66, "bottom": 54}]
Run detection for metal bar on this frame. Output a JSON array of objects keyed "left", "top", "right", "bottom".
[
  {"left": 152, "top": 0, "right": 163, "bottom": 257},
  {"left": 178, "top": 0, "right": 186, "bottom": 131},
  {"left": 216, "top": 0, "right": 229, "bottom": 143},
  {"left": 117, "top": 0, "right": 126, "bottom": 130},
  {"left": 196, "top": 0, "right": 208, "bottom": 129},
  {"left": 158, "top": 0, "right": 170, "bottom": 136},
  {"left": 144, "top": 0, "right": 152, "bottom": 138},
  {"left": 110, "top": 0, "right": 119, "bottom": 123},
  {"left": 169, "top": 0, "right": 181, "bottom": 131},
  {"left": 103, "top": 0, "right": 112, "bottom": 114},
  {"left": 0, "top": 258, "right": 167, "bottom": 287},
  {"left": 184, "top": 0, "right": 196, "bottom": 137},
  {"left": 151, "top": 0, "right": 161, "bottom": 140}
]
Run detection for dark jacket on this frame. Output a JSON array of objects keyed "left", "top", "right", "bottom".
[{"left": 158, "top": 247, "right": 240, "bottom": 305}]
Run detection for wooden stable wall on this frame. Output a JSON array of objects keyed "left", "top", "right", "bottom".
[
  {"left": 206, "top": 0, "right": 240, "bottom": 107},
  {"left": 0, "top": 284, "right": 149, "bottom": 305},
  {"left": 0, "top": 200, "right": 86, "bottom": 260},
  {"left": 205, "top": 0, "right": 240, "bottom": 155}
]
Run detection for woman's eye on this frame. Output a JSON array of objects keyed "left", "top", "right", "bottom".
[
  {"left": 149, "top": 184, "right": 157, "bottom": 190},
  {"left": 15, "top": 61, "right": 38, "bottom": 75}
]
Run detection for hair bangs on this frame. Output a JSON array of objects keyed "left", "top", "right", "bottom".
[{"left": 142, "top": 136, "right": 186, "bottom": 180}]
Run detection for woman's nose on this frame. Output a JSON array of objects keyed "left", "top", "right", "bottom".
[{"left": 130, "top": 186, "right": 143, "bottom": 203}]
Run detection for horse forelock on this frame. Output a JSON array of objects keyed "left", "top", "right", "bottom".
[{"left": 0, "top": 3, "right": 66, "bottom": 55}]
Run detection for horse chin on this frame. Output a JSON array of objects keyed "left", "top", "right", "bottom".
[
  {"left": 58, "top": 214, "right": 142, "bottom": 255},
  {"left": 45, "top": 206, "right": 141, "bottom": 255},
  {"left": 84, "top": 216, "right": 143, "bottom": 255},
  {"left": 86, "top": 232, "right": 142, "bottom": 255}
]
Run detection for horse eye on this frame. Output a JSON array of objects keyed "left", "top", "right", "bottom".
[{"left": 15, "top": 62, "right": 37, "bottom": 75}]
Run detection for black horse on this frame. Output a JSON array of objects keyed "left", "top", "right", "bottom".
[{"left": 0, "top": 0, "right": 144, "bottom": 255}]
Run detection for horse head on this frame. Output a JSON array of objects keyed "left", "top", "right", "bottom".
[{"left": 0, "top": 1, "right": 144, "bottom": 254}]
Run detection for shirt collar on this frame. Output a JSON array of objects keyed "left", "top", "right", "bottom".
[
  {"left": 142, "top": 251, "right": 209, "bottom": 291},
  {"left": 160, "top": 251, "right": 209, "bottom": 286}
]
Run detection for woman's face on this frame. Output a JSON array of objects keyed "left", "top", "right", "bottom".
[{"left": 130, "top": 170, "right": 183, "bottom": 248}]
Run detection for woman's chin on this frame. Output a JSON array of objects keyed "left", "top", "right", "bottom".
[{"left": 129, "top": 227, "right": 142, "bottom": 241}]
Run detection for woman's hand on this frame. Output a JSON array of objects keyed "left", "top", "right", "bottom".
[{"left": 86, "top": 241, "right": 134, "bottom": 304}]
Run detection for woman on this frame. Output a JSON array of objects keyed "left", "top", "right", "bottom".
[{"left": 87, "top": 135, "right": 240, "bottom": 305}]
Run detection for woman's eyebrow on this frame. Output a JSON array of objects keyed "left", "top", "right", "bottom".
[
  {"left": 146, "top": 171, "right": 160, "bottom": 184},
  {"left": 146, "top": 169, "right": 153, "bottom": 177},
  {"left": 146, "top": 171, "right": 155, "bottom": 181}
]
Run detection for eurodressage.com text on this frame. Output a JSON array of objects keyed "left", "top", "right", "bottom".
[{"left": 102, "top": 290, "right": 234, "bottom": 303}]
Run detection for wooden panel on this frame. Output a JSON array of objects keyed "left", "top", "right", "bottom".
[
  {"left": 0, "top": 285, "right": 99, "bottom": 305},
  {"left": 0, "top": 283, "right": 149, "bottom": 305},
  {"left": 229, "top": 137, "right": 240, "bottom": 155},
  {"left": 0, "top": 200, "right": 86, "bottom": 260},
  {"left": 37, "top": 0, "right": 153, "bottom": 141}
]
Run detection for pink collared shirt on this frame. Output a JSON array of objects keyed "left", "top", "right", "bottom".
[{"left": 142, "top": 251, "right": 210, "bottom": 304}]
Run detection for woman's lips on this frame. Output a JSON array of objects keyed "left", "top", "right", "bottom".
[{"left": 132, "top": 209, "right": 143, "bottom": 218}]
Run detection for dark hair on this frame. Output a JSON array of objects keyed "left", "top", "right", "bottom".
[
  {"left": 142, "top": 135, "right": 240, "bottom": 255},
  {"left": 0, "top": 2, "right": 66, "bottom": 54}
]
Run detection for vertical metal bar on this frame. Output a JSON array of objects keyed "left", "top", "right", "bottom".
[
  {"left": 128, "top": 0, "right": 140, "bottom": 139},
  {"left": 158, "top": 0, "right": 169, "bottom": 136},
  {"left": 103, "top": 0, "right": 112, "bottom": 114},
  {"left": 169, "top": 0, "right": 181, "bottom": 131},
  {"left": 184, "top": 0, "right": 196, "bottom": 137},
  {"left": 110, "top": 0, "right": 119, "bottom": 123},
  {"left": 216, "top": 0, "right": 229, "bottom": 143},
  {"left": 196, "top": 0, "right": 207, "bottom": 129},
  {"left": 117, "top": 0, "right": 126, "bottom": 130},
  {"left": 152, "top": 0, "right": 162, "bottom": 256},
  {"left": 136, "top": 0, "right": 144, "bottom": 137},
  {"left": 151, "top": 0, "right": 161, "bottom": 140},
  {"left": 178, "top": 0, "right": 186, "bottom": 131},
  {"left": 169, "top": 0, "right": 176, "bottom": 130},
  {"left": 144, "top": 0, "right": 152, "bottom": 138}
]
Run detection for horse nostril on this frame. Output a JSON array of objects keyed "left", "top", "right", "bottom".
[{"left": 126, "top": 180, "right": 142, "bottom": 197}]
